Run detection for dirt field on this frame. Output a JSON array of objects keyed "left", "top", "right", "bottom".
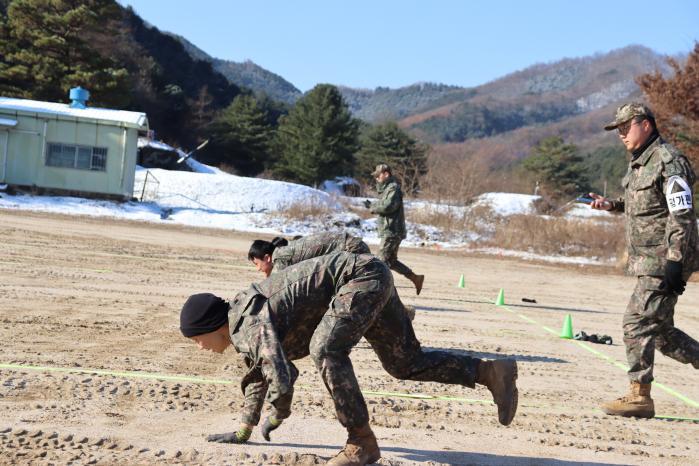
[{"left": 1, "top": 209, "right": 698, "bottom": 466}]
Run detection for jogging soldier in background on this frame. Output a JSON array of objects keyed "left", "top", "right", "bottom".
[
  {"left": 365, "top": 163, "right": 425, "bottom": 295},
  {"left": 589, "top": 103, "right": 699, "bottom": 418},
  {"left": 180, "top": 251, "right": 518, "bottom": 466},
  {"left": 247, "top": 232, "right": 370, "bottom": 277}
]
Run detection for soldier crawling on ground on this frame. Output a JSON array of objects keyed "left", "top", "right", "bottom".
[
  {"left": 247, "top": 231, "right": 370, "bottom": 277},
  {"left": 180, "top": 251, "right": 518, "bottom": 466},
  {"left": 247, "top": 231, "right": 416, "bottom": 320}
]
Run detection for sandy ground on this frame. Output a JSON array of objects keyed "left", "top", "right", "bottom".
[{"left": 1, "top": 209, "right": 698, "bottom": 466}]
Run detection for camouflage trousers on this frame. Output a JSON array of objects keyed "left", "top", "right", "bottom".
[
  {"left": 378, "top": 235, "right": 415, "bottom": 279},
  {"left": 623, "top": 276, "right": 699, "bottom": 384},
  {"left": 309, "top": 259, "right": 480, "bottom": 429}
]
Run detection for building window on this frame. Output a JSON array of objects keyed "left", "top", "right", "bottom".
[{"left": 46, "top": 143, "right": 108, "bottom": 171}]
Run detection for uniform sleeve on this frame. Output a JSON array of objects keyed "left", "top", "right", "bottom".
[
  {"left": 663, "top": 159, "right": 696, "bottom": 262},
  {"left": 371, "top": 184, "right": 401, "bottom": 215},
  {"left": 239, "top": 360, "right": 268, "bottom": 426},
  {"left": 248, "top": 320, "right": 298, "bottom": 420}
]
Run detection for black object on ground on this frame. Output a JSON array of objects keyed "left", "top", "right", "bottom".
[
  {"left": 574, "top": 330, "right": 612, "bottom": 345},
  {"left": 521, "top": 298, "right": 537, "bottom": 303}
]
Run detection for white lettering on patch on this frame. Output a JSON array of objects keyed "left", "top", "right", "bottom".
[{"left": 666, "top": 176, "right": 693, "bottom": 213}]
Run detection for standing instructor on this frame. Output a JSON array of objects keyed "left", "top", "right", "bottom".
[
  {"left": 365, "top": 163, "right": 425, "bottom": 295},
  {"left": 589, "top": 103, "right": 699, "bottom": 418}
]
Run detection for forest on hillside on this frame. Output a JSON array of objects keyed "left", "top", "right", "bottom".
[{"left": 1, "top": 0, "right": 697, "bottom": 206}]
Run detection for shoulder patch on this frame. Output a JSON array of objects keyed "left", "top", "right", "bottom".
[
  {"left": 666, "top": 175, "right": 693, "bottom": 213},
  {"left": 658, "top": 145, "right": 674, "bottom": 163}
]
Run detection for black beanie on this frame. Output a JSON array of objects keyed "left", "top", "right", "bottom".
[{"left": 180, "top": 293, "right": 230, "bottom": 337}]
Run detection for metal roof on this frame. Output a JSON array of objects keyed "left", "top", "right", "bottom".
[{"left": 0, "top": 97, "right": 148, "bottom": 129}]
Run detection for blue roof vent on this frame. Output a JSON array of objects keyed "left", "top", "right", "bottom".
[{"left": 69, "top": 87, "right": 90, "bottom": 109}]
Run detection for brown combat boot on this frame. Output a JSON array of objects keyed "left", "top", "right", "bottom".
[
  {"left": 409, "top": 274, "right": 425, "bottom": 295},
  {"left": 326, "top": 424, "right": 380, "bottom": 466},
  {"left": 601, "top": 382, "right": 655, "bottom": 418},
  {"left": 477, "top": 359, "right": 518, "bottom": 426}
]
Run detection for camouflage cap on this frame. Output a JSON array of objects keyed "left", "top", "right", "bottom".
[
  {"left": 372, "top": 163, "right": 391, "bottom": 177},
  {"left": 604, "top": 102, "right": 654, "bottom": 131}
]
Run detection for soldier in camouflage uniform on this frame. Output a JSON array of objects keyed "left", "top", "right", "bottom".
[
  {"left": 589, "top": 103, "right": 699, "bottom": 418},
  {"left": 248, "top": 232, "right": 417, "bottom": 320},
  {"left": 180, "top": 251, "right": 518, "bottom": 466},
  {"left": 365, "top": 163, "right": 425, "bottom": 295},
  {"left": 248, "top": 232, "right": 370, "bottom": 277}
]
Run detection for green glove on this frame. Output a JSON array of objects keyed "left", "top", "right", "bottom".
[
  {"left": 260, "top": 415, "right": 282, "bottom": 441},
  {"left": 207, "top": 427, "right": 252, "bottom": 444}
]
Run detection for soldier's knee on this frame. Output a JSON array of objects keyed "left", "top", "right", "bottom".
[
  {"left": 309, "top": 338, "right": 328, "bottom": 368},
  {"left": 382, "top": 362, "right": 413, "bottom": 380}
]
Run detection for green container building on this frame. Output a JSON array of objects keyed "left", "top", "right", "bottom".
[{"left": 0, "top": 90, "right": 149, "bottom": 200}]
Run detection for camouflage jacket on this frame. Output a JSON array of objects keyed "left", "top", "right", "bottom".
[
  {"left": 610, "top": 138, "right": 698, "bottom": 277},
  {"left": 271, "top": 232, "right": 370, "bottom": 272},
  {"left": 228, "top": 252, "right": 388, "bottom": 425},
  {"left": 370, "top": 175, "right": 406, "bottom": 239}
]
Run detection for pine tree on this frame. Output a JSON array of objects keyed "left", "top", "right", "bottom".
[
  {"left": 523, "top": 136, "right": 589, "bottom": 199},
  {"left": 0, "top": 0, "right": 130, "bottom": 106},
  {"left": 274, "top": 84, "right": 359, "bottom": 186},
  {"left": 208, "top": 94, "right": 274, "bottom": 176},
  {"left": 357, "top": 121, "right": 429, "bottom": 195}
]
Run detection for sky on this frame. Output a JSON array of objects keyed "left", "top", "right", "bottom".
[{"left": 120, "top": 0, "right": 697, "bottom": 92}]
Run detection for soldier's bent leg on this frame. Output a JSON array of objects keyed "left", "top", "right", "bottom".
[
  {"left": 655, "top": 320, "right": 699, "bottom": 369},
  {"left": 378, "top": 236, "right": 414, "bottom": 278},
  {"left": 309, "top": 266, "right": 393, "bottom": 428},
  {"left": 623, "top": 276, "right": 678, "bottom": 384},
  {"left": 364, "top": 291, "right": 480, "bottom": 387}
]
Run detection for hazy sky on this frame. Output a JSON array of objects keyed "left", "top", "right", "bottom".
[{"left": 120, "top": 0, "right": 698, "bottom": 92}]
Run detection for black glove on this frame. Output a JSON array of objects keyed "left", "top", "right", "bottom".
[
  {"left": 662, "top": 260, "right": 685, "bottom": 295},
  {"left": 260, "top": 415, "right": 282, "bottom": 441},
  {"left": 363, "top": 199, "right": 371, "bottom": 209},
  {"left": 207, "top": 428, "right": 251, "bottom": 444}
]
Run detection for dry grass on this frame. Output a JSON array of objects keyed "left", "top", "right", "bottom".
[
  {"left": 410, "top": 204, "right": 625, "bottom": 261},
  {"left": 279, "top": 198, "right": 335, "bottom": 221},
  {"left": 484, "top": 214, "right": 625, "bottom": 260},
  {"left": 410, "top": 203, "right": 495, "bottom": 238}
]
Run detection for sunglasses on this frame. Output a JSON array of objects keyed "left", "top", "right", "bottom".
[{"left": 617, "top": 119, "right": 642, "bottom": 136}]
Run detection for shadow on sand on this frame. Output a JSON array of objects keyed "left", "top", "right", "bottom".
[{"left": 258, "top": 442, "right": 622, "bottom": 466}]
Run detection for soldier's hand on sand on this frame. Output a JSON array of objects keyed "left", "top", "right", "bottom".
[{"left": 260, "top": 415, "right": 282, "bottom": 441}]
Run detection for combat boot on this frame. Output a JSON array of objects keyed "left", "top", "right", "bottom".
[
  {"left": 601, "top": 382, "right": 655, "bottom": 418},
  {"left": 409, "top": 273, "right": 425, "bottom": 295},
  {"left": 477, "top": 359, "right": 518, "bottom": 426},
  {"left": 326, "top": 424, "right": 380, "bottom": 466}
]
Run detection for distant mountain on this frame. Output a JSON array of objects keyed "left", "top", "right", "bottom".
[
  {"left": 339, "top": 46, "right": 672, "bottom": 146},
  {"left": 338, "top": 83, "right": 469, "bottom": 122},
  {"left": 171, "top": 34, "right": 302, "bottom": 105}
]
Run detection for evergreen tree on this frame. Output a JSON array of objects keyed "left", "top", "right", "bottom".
[
  {"left": 522, "top": 136, "right": 589, "bottom": 199},
  {"left": 357, "top": 121, "right": 429, "bottom": 195},
  {"left": 208, "top": 94, "right": 274, "bottom": 176},
  {"left": 0, "top": 0, "right": 130, "bottom": 106},
  {"left": 274, "top": 84, "right": 359, "bottom": 186}
]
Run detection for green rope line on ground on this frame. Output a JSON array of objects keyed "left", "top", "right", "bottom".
[
  {"left": 2, "top": 362, "right": 696, "bottom": 421},
  {"left": 483, "top": 296, "right": 699, "bottom": 410}
]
